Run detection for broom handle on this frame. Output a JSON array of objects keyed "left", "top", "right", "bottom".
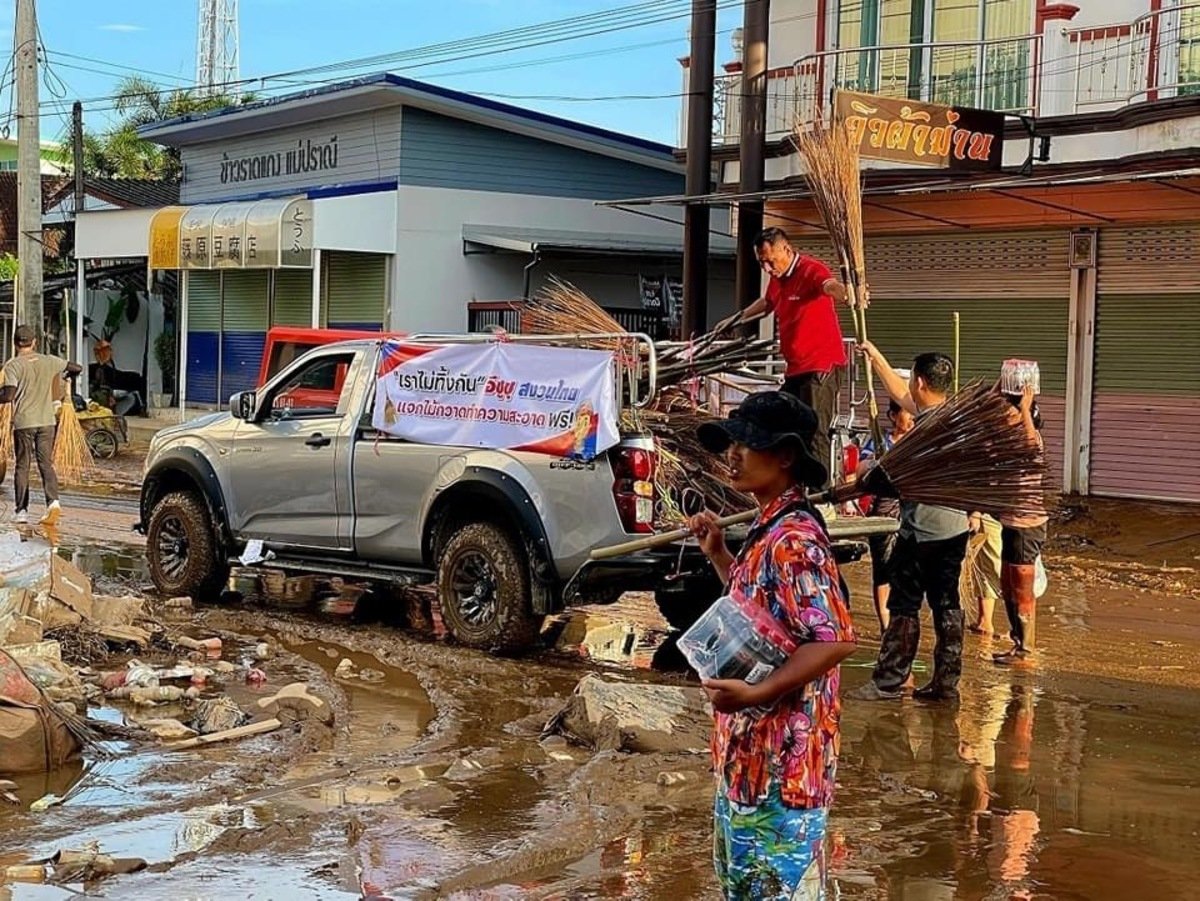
[
  {"left": 588, "top": 485, "right": 847, "bottom": 560},
  {"left": 839, "top": 256, "right": 886, "bottom": 453}
]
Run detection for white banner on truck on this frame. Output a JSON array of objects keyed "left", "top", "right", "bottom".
[{"left": 372, "top": 340, "right": 620, "bottom": 460}]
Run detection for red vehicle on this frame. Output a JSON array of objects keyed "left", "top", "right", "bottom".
[{"left": 257, "top": 327, "right": 402, "bottom": 414}]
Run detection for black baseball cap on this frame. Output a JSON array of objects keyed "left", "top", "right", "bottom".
[
  {"left": 13, "top": 325, "right": 35, "bottom": 347},
  {"left": 697, "top": 391, "right": 828, "bottom": 489}
]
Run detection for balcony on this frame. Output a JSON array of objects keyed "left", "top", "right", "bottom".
[
  {"left": 708, "top": 3, "right": 1200, "bottom": 144},
  {"left": 1069, "top": 3, "right": 1200, "bottom": 110}
]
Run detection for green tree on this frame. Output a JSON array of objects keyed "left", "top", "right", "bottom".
[{"left": 71, "top": 76, "right": 254, "bottom": 179}]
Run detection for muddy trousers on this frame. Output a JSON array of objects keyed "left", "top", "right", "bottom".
[
  {"left": 781, "top": 368, "right": 842, "bottom": 488},
  {"left": 13, "top": 426, "right": 58, "bottom": 513},
  {"left": 872, "top": 533, "right": 969, "bottom": 695},
  {"left": 1001, "top": 564, "right": 1037, "bottom": 652}
]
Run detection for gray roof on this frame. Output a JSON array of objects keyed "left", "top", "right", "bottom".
[
  {"left": 461, "top": 224, "right": 736, "bottom": 258},
  {"left": 138, "top": 74, "right": 679, "bottom": 172}
]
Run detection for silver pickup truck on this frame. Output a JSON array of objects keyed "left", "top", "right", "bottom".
[{"left": 138, "top": 337, "right": 896, "bottom": 653}]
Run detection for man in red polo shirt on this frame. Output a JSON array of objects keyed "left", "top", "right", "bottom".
[{"left": 720, "top": 227, "right": 851, "bottom": 482}]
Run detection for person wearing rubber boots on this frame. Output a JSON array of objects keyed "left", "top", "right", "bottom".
[
  {"left": 848, "top": 344, "right": 970, "bottom": 703},
  {"left": 994, "top": 384, "right": 1048, "bottom": 665}
]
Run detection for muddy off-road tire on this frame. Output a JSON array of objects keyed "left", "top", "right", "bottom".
[
  {"left": 146, "top": 490, "right": 229, "bottom": 601},
  {"left": 436, "top": 521, "right": 543, "bottom": 654}
]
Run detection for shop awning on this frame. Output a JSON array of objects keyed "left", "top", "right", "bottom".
[
  {"left": 461, "top": 224, "right": 736, "bottom": 258},
  {"left": 149, "top": 196, "right": 314, "bottom": 270},
  {"left": 597, "top": 163, "right": 1200, "bottom": 208}
]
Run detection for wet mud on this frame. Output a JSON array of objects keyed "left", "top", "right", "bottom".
[{"left": 1, "top": 498, "right": 1196, "bottom": 898}]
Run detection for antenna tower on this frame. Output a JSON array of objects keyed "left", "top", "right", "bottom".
[{"left": 196, "top": 0, "right": 239, "bottom": 95}]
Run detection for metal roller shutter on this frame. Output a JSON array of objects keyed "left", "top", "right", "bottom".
[
  {"left": 220, "top": 270, "right": 270, "bottom": 401},
  {"left": 1090, "top": 225, "right": 1200, "bottom": 502},
  {"left": 322, "top": 251, "right": 387, "bottom": 330},
  {"left": 186, "top": 271, "right": 221, "bottom": 405},
  {"left": 819, "top": 229, "right": 1071, "bottom": 486},
  {"left": 272, "top": 269, "right": 313, "bottom": 327}
]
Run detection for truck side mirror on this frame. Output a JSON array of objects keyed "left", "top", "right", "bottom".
[{"left": 230, "top": 391, "right": 257, "bottom": 421}]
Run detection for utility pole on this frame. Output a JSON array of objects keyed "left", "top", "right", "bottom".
[
  {"left": 734, "top": 0, "right": 771, "bottom": 320},
  {"left": 681, "top": 0, "right": 716, "bottom": 341},
  {"left": 15, "top": 0, "right": 44, "bottom": 341},
  {"left": 73, "top": 100, "right": 88, "bottom": 393}
]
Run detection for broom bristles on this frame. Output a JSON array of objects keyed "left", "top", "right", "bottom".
[
  {"left": 54, "top": 401, "right": 93, "bottom": 484},
  {"left": 0, "top": 367, "right": 11, "bottom": 463},
  {"left": 794, "top": 118, "right": 867, "bottom": 298},
  {"left": 523, "top": 277, "right": 627, "bottom": 346},
  {"left": 847, "top": 382, "right": 1047, "bottom": 520}
]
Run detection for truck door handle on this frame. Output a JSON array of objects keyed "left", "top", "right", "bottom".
[{"left": 305, "top": 433, "right": 332, "bottom": 448}]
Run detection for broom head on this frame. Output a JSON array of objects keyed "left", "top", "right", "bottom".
[{"left": 825, "top": 382, "right": 1047, "bottom": 521}]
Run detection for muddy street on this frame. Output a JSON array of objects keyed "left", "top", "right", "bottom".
[{"left": 1, "top": 498, "right": 1198, "bottom": 899}]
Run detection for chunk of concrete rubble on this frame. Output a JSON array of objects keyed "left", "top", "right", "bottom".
[
  {"left": 256, "top": 682, "right": 334, "bottom": 726},
  {"left": 333, "top": 658, "right": 356, "bottom": 679},
  {"left": 544, "top": 673, "right": 712, "bottom": 754}
]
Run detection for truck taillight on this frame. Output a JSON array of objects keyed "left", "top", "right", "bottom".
[{"left": 612, "top": 443, "right": 657, "bottom": 534}]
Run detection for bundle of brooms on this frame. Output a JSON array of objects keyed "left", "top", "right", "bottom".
[
  {"left": 592, "top": 381, "right": 1047, "bottom": 559},
  {"left": 524, "top": 279, "right": 776, "bottom": 393},
  {"left": 794, "top": 116, "right": 885, "bottom": 452},
  {"left": 54, "top": 399, "right": 93, "bottom": 484},
  {"left": 522, "top": 279, "right": 762, "bottom": 523}
]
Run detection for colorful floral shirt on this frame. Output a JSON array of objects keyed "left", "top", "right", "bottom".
[{"left": 712, "top": 487, "right": 856, "bottom": 810}]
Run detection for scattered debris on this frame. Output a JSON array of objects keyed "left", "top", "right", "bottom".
[
  {"left": 334, "top": 658, "right": 357, "bottom": 679},
  {"left": 175, "top": 636, "right": 223, "bottom": 653},
  {"left": 166, "top": 717, "right": 282, "bottom": 751},
  {"left": 256, "top": 682, "right": 335, "bottom": 727},
  {"left": 136, "top": 718, "right": 199, "bottom": 741},
  {"left": 4, "top": 864, "right": 46, "bottom": 883},
  {"left": 191, "top": 696, "right": 249, "bottom": 735}
]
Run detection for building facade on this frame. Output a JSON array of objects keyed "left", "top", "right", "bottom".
[
  {"left": 666, "top": 0, "right": 1200, "bottom": 504},
  {"left": 75, "top": 75, "right": 738, "bottom": 409}
]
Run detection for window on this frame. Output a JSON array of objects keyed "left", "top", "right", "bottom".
[
  {"left": 267, "top": 352, "right": 355, "bottom": 419},
  {"left": 835, "top": 0, "right": 1034, "bottom": 109}
]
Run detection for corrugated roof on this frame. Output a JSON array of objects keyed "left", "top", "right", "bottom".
[
  {"left": 0, "top": 173, "right": 72, "bottom": 256},
  {"left": 85, "top": 178, "right": 181, "bottom": 209},
  {"left": 461, "top": 224, "right": 736, "bottom": 258}
]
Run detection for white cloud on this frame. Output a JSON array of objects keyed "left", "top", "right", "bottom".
[{"left": 99, "top": 23, "right": 146, "bottom": 33}]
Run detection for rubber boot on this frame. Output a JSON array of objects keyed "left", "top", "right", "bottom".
[
  {"left": 849, "top": 614, "right": 920, "bottom": 701},
  {"left": 914, "top": 609, "right": 965, "bottom": 702},
  {"left": 995, "top": 565, "right": 1036, "bottom": 665}
]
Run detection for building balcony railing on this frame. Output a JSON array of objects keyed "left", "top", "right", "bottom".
[
  {"left": 708, "top": 3, "right": 1200, "bottom": 146},
  {"left": 1069, "top": 2, "right": 1200, "bottom": 110}
]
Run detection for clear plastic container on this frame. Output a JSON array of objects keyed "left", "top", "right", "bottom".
[
  {"left": 678, "top": 594, "right": 796, "bottom": 685},
  {"left": 1000, "top": 359, "right": 1040, "bottom": 396}
]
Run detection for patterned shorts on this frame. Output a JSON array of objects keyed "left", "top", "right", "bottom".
[{"left": 713, "top": 784, "right": 828, "bottom": 901}]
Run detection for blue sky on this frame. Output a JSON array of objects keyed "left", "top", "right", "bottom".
[{"left": 1, "top": 0, "right": 746, "bottom": 149}]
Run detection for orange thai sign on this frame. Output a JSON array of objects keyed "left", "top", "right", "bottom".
[{"left": 835, "top": 90, "right": 1005, "bottom": 171}]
